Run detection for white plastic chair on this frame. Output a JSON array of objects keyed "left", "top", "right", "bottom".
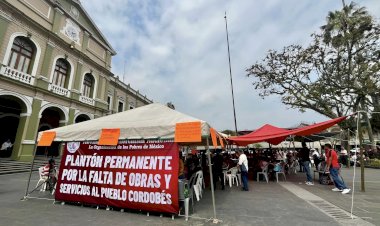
[
  {"left": 275, "top": 163, "right": 286, "bottom": 183},
  {"left": 195, "top": 171, "right": 205, "bottom": 189},
  {"left": 178, "top": 179, "right": 193, "bottom": 218},
  {"left": 222, "top": 169, "right": 228, "bottom": 185},
  {"left": 35, "top": 167, "right": 48, "bottom": 191},
  {"left": 51, "top": 167, "right": 59, "bottom": 195},
  {"left": 222, "top": 164, "right": 229, "bottom": 184},
  {"left": 237, "top": 172, "right": 242, "bottom": 185},
  {"left": 187, "top": 175, "right": 197, "bottom": 208},
  {"left": 288, "top": 161, "right": 298, "bottom": 174},
  {"left": 257, "top": 164, "right": 269, "bottom": 183},
  {"left": 188, "top": 171, "right": 203, "bottom": 201},
  {"left": 226, "top": 167, "right": 239, "bottom": 187}
]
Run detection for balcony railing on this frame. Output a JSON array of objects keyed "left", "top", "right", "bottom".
[
  {"left": 48, "top": 83, "right": 70, "bottom": 97},
  {"left": 0, "top": 65, "right": 34, "bottom": 85},
  {"left": 79, "top": 95, "right": 95, "bottom": 106}
]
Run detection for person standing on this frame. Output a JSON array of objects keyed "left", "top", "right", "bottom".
[
  {"left": 237, "top": 150, "right": 249, "bottom": 191},
  {"left": 300, "top": 142, "right": 313, "bottom": 185},
  {"left": 178, "top": 153, "right": 185, "bottom": 179},
  {"left": 311, "top": 148, "right": 321, "bottom": 170},
  {"left": 325, "top": 144, "right": 351, "bottom": 194},
  {"left": 212, "top": 150, "right": 224, "bottom": 190},
  {"left": 340, "top": 148, "right": 349, "bottom": 168}
]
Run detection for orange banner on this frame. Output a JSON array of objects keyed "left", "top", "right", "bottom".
[
  {"left": 37, "top": 131, "right": 56, "bottom": 146},
  {"left": 218, "top": 134, "right": 225, "bottom": 148},
  {"left": 174, "top": 121, "right": 202, "bottom": 143},
  {"left": 210, "top": 128, "right": 218, "bottom": 148},
  {"left": 98, "top": 128, "right": 120, "bottom": 146}
]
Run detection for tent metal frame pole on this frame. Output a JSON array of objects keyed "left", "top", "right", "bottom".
[
  {"left": 224, "top": 12, "right": 238, "bottom": 135},
  {"left": 23, "top": 137, "right": 40, "bottom": 200},
  {"left": 206, "top": 137, "right": 218, "bottom": 223},
  {"left": 350, "top": 112, "right": 360, "bottom": 218}
]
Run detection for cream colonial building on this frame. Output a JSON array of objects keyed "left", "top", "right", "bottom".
[{"left": 0, "top": 0, "right": 152, "bottom": 161}]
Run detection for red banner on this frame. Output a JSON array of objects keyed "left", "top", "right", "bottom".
[{"left": 55, "top": 140, "right": 179, "bottom": 214}]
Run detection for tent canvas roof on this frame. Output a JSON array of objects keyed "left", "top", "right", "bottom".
[
  {"left": 291, "top": 132, "right": 340, "bottom": 142},
  {"left": 41, "top": 103, "right": 211, "bottom": 142},
  {"left": 229, "top": 116, "right": 347, "bottom": 146},
  {"left": 230, "top": 124, "right": 289, "bottom": 145}
]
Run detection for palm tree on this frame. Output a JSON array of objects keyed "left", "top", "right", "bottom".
[
  {"left": 320, "top": 1, "right": 378, "bottom": 150},
  {"left": 321, "top": 2, "right": 372, "bottom": 48}
]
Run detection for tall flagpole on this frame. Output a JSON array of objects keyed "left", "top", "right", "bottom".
[{"left": 224, "top": 12, "right": 238, "bottom": 135}]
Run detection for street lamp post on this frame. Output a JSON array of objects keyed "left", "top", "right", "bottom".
[{"left": 224, "top": 12, "right": 238, "bottom": 135}]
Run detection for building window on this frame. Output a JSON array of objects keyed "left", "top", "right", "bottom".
[
  {"left": 7, "top": 36, "right": 35, "bottom": 74},
  {"left": 82, "top": 73, "right": 94, "bottom": 97},
  {"left": 118, "top": 101, "right": 124, "bottom": 112},
  {"left": 52, "top": 59, "right": 70, "bottom": 87},
  {"left": 129, "top": 101, "right": 135, "bottom": 110},
  {"left": 107, "top": 95, "right": 112, "bottom": 111}
]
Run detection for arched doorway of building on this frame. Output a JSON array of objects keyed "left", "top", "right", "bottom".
[
  {"left": 0, "top": 96, "right": 26, "bottom": 158},
  {"left": 36, "top": 107, "right": 66, "bottom": 157},
  {"left": 75, "top": 114, "right": 91, "bottom": 123}
]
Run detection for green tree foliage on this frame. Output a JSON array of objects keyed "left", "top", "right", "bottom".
[{"left": 247, "top": 2, "right": 380, "bottom": 131}]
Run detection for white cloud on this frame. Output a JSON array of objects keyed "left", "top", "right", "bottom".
[{"left": 81, "top": 0, "right": 380, "bottom": 130}]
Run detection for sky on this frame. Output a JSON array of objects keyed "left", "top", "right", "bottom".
[{"left": 81, "top": 0, "right": 380, "bottom": 131}]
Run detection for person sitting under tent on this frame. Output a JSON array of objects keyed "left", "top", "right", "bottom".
[
  {"left": 178, "top": 153, "right": 185, "bottom": 179},
  {"left": 212, "top": 150, "right": 225, "bottom": 190},
  {"left": 42, "top": 159, "right": 57, "bottom": 191}
]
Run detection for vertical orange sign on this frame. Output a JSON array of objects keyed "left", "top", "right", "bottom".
[
  {"left": 98, "top": 128, "right": 120, "bottom": 145},
  {"left": 218, "top": 134, "right": 225, "bottom": 148},
  {"left": 174, "top": 121, "right": 202, "bottom": 143},
  {"left": 37, "top": 131, "right": 56, "bottom": 146},
  {"left": 210, "top": 128, "right": 218, "bottom": 148}
]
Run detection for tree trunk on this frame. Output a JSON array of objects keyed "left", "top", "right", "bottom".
[
  {"left": 340, "top": 129, "right": 350, "bottom": 151},
  {"left": 361, "top": 100, "right": 376, "bottom": 150}
]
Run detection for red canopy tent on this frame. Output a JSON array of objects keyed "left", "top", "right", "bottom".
[
  {"left": 228, "top": 116, "right": 347, "bottom": 146},
  {"left": 229, "top": 124, "right": 289, "bottom": 146}
]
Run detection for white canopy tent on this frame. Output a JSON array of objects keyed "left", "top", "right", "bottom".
[
  {"left": 40, "top": 103, "right": 211, "bottom": 141},
  {"left": 29, "top": 103, "right": 219, "bottom": 222}
]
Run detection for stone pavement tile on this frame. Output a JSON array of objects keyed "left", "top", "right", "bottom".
[
  {"left": 286, "top": 167, "right": 380, "bottom": 226},
  {"left": 1, "top": 172, "right": 342, "bottom": 226},
  {"left": 192, "top": 182, "right": 340, "bottom": 226}
]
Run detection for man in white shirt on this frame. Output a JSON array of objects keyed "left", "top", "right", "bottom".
[
  {"left": 311, "top": 149, "right": 320, "bottom": 158},
  {"left": 237, "top": 150, "right": 249, "bottom": 191}
]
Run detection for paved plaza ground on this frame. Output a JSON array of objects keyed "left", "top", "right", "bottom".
[{"left": 0, "top": 167, "right": 378, "bottom": 226}]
